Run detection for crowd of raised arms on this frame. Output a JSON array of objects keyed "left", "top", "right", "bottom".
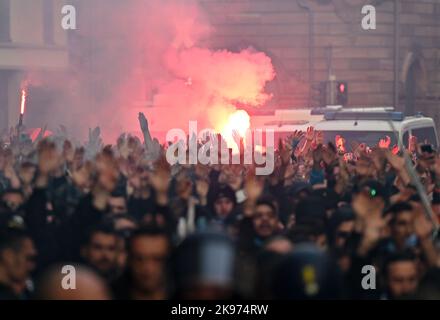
[{"left": 0, "top": 112, "right": 439, "bottom": 300}]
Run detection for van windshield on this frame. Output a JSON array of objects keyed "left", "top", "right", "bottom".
[{"left": 321, "top": 131, "right": 397, "bottom": 150}]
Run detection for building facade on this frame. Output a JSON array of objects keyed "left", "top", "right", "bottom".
[
  {"left": 199, "top": 0, "right": 440, "bottom": 122},
  {"left": 0, "top": 0, "right": 68, "bottom": 131}
]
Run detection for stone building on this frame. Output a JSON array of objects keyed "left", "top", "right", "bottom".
[
  {"left": 198, "top": 0, "right": 440, "bottom": 123},
  {"left": 0, "top": 0, "right": 68, "bottom": 130}
]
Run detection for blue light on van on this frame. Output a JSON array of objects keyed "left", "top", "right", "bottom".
[{"left": 323, "top": 111, "right": 404, "bottom": 121}]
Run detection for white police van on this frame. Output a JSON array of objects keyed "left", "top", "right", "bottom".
[
  {"left": 250, "top": 108, "right": 326, "bottom": 143},
  {"left": 313, "top": 107, "right": 439, "bottom": 149},
  {"left": 250, "top": 106, "right": 438, "bottom": 149}
]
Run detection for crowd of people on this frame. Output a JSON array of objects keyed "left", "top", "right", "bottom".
[{"left": 0, "top": 112, "right": 439, "bottom": 300}]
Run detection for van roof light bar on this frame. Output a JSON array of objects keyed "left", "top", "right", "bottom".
[{"left": 324, "top": 111, "right": 404, "bottom": 121}]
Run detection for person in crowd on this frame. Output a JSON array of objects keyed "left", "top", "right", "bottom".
[
  {"left": 0, "top": 112, "right": 437, "bottom": 300},
  {"left": 111, "top": 226, "right": 171, "bottom": 299},
  {"left": 0, "top": 228, "right": 37, "bottom": 299},
  {"left": 171, "top": 232, "right": 238, "bottom": 299},
  {"left": 80, "top": 224, "right": 120, "bottom": 282},
  {"left": 383, "top": 251, "right": 420, "bottom": 300},
  {"left": 34, "top": 264, "right": 111, "bottom": 300}
]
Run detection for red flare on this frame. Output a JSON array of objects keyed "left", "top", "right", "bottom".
[{"left": 20, "top": 89, "right": 27, "bottom": 115}]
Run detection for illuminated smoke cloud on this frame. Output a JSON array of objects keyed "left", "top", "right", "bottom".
[{"left": 23, "top": 0, "right": 275, "bottom": 143}]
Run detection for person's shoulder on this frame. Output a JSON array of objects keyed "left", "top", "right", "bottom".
[
  {"left": 110, "top": 273, "right": 132, "bottom": 300},
  {"left": 0, "top": 284, "right": 19, "bottom": 300}
]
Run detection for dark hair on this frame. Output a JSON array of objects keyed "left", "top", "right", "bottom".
[
  {"left": 110, "top": 185, "right": 127, "bottom": 198},
  {"left": 433, "top": 192, "right": 440, "bottom": 205},
  {"left": 416, "top": 267, "right": 440, "bottom": 299},
  {"left": 287, "top": 221, "right": 326, "bottom": 245},
  {"left": 0, "top": 228, "right": 31, "bottom": 255},
  {"left": 384, "top": 251, "right": 417, "bottom": 276},
  {"left": 255, "top": 196, "right": 279, "bottom": 217},
  {"left": 294, "top": 196, "right": 327, "bottom": 225},
  {"left": 2, "top": 188, "right": 24, "bottom": 197},
  {"left": 327, "top": 205, "right": 355, "bottom": 246},
  {"left": 127, "top": 226, "right": 171, "bottom": 253},
  {"left": 210, "top": 184, "right": 237, "bottom": 206},
  {"left": 83, "top": 224, "right": 118, "bottom": 246},
  {"left": 20, "top": 162, "right": 36, "bottom": 169},
  {"left": 385, "top": 202, "right": 413, "bottom": 225}
]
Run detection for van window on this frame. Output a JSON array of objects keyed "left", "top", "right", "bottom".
[
  {"left": 411, "top": 127, "right": 437, "bottom": 147},
  {"left": 320, "top": 131, "right": 396, "bottom": 150}
]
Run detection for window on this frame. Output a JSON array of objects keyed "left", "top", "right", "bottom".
[
  {"left": 0, "top": 0, "right": 10, "bottom": 42},
  {"left": 321, "top": 131, "right": 397, "bottom": 149},
  {"left": 411, "top": 127, "right": 438, "bottom": 148}
]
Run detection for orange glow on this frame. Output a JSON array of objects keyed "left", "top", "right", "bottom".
[
  {"left": 29, "top": 128, "right": 53, "bottom": 142},
  {"left": 20, "top": 89, "right": 26, "bottom": 115},
  {"left": 219, "top": 109, "right": 250, "bottom": 152},
  {"left": 335, "top": 135, "right": 346, "bottom": 153}
]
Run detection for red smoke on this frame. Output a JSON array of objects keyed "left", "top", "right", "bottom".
[{"left": 21, "top": 0, "right": 276, "bottom": 144}]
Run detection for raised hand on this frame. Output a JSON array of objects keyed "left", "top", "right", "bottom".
[
  {"left": 411, "top": 202, "right": 434, "bottom": 240},
  {"left": 4, "top": 161, "right": 20, "bottom": 189},
  {"left": 34, "top": 125, "right": 47, "bottom": 145},
  {"left": 335, "top": 135, "right": 346, "bottom": 153},
  {"left": 176, "top": 177, "right": 193, "bottom": 201},
  {"left": 138, "top": 112, "right": 149, "bottom": 133},
  {"left": 351, "top": 141, "right": 366, "bottom": 158},
  {"left": 227, "top": 166, "right": 244, "bottom": 191},
  {"left": 85, "top": 126, "right": 103, "bottom": 159},
  {"left": 433, "top": 155, "right": 440, "bottom": 183},
  {"left": 279, "top": 143, "right": 292, "bottom": 166},
  {"left": 315, "top": 130, "right": 324, "bottom": 146},
  {"left": 244, "top": 168, "right": 264, "bottom": 202},
  {"left": 62, "top": 140, "right": 75, "bottom": 163},
  {"left": 409, "top": 135, "right": 418, "bottom": 153},
  {"left": 196, "top": 179, "right": 209, "bottom": 205},
  {"left": 379, "top": 135, "right": 391, "bottom": 149},
  {"left": 95, "top": 152, "right": 119, "bottom": 193},
  {"left": 358, "top": 212, "right": 391, "bottom": 257},
  {"left": 149, "top": 157, "right": 171, "bottom": 194},
  {"left": 117, "top": 134, "right": 130, "bottom": 159},
  {"left": 384, "top": 149, "right": 405, "bottom": 172},
  {"left": 93, "top": 127, "right": 101, "bottom": 143},
  {"left": 286, "top": 130, "right": 304, "bottom": 150},
  {"left": 305, "top": 126, "right": 315, "bottom": 142},
  {"left": 312, "top": 144, "right": 324, "bottom": 164},
  {"left": 55, "top": 124, "right": 68, "bottom": 140}
]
